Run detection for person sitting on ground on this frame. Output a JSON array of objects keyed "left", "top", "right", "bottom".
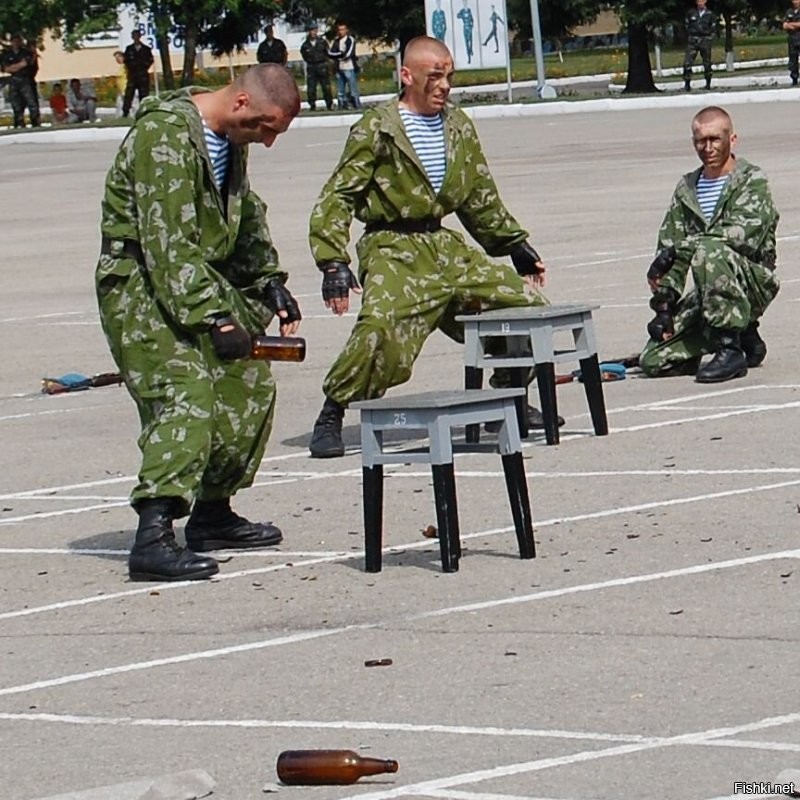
[
  {"left": 307, "top": 35, "right": 557, "bottom": 459},
  {"left": 66, "top": 77, "right": 97, "bottom": 123},
  {"left": 639, "top": 105, "right": 779, "bottom": 383},
  {"left": 48, "top": 82, "right": 68, "bottom": 124}
]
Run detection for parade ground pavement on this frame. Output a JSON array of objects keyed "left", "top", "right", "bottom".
[{"left": 1, "top": 99, "right": 799, "bottom": 800}]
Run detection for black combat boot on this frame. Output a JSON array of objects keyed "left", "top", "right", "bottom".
[
  {"left": 309, "top": 398, "right": 345, "bottom": 458},
  {"left": 185, "top": 498, "right": 282, "bottom": 551},
  {"left": 740, "top": 321, "right": 767, "bottom": 368},
  {"left": 129, "top": 499, "right": 219, "bottom": 582},
  {"left": 695, "top": 330, "right": 748, "bottom": 383}
]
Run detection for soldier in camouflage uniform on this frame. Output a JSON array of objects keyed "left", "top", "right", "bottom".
[
  {"left": 640, "top": 106, "right": 779, "bottom": 383},
  {"left": 683, "top": 0, "right": 716, "bottom": 91},
  {"left": 96, "top": 65, "right": 303, "bottom": 582},
  {"left": 308, "top": 36, "right": 550, "bottom": 458},
  {"left": 783, "top": 0, "right": 800, "bottom": 86}
]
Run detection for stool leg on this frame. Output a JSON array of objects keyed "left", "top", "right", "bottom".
[
  {"left": 363, "top": 465, "right": 384, "bottom": 572},
  {"left": 501, "top": 452, "right": 536, "bottom": 559},
  {"left": 535, "top": 361, "right": 560, "bottom": 445},
  {"left": 431, "top": 462, "right": 460, "bottom": 572},
  {"left": 510, "top": 366, "right": 529, "bottom": 439},
  {"left": 579, "top": 354, "right": 609, "bottom": 436},
  {"left": 464, "top": 366, "right": 483, "bottom": 444}
]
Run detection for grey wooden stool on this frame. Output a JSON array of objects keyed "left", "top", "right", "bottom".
[
  {"left": 350, "top": 389, "right": 535, "bottom": 573},
  {"left": 456, "top": 304, "right": 609, "bottom": 446}
]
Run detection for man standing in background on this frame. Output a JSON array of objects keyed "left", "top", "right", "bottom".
[
  {"left": 783, "top": 0, "right": 800, "bottom": 86},
  {"left": 122, "top": 29, "right": 154, "bottom": 117},
  {"left": 328, "top": 21, "right": 361, "bottom": 110},
  {"left": 300, "top": 23, "right": 333, "bottom": 111},
  {"left": 683, "top": 0, "right": 716, "bottom": 91},
  {"left": 257, "top": 25, "right": 288, "bottom": 66},
  {"left": 1, "top": 34, "right": 41, "bottom": 128}
]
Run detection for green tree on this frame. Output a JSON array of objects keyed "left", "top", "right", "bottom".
[{"left": 506, "top": 0, "right": 601, "bottom": 45}]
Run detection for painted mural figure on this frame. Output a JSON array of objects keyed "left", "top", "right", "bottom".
[
  {"left": 432, "top": 0, "right": 447, "bottom": 42},
  {"left": 482, "top": 4, "right": 504, "bottom": 53},
  {"left": 457, "top": 0, "right": 474, "bottom": 63}
]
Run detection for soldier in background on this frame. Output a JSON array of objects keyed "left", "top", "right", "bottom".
[
  {"left": 640, "top": 107, "right": 779, "bottom": 383},
  {"left": 783, "top": 0, "right": 800, "bottom": 86},
  {"left": 300, "top": 23, "right": 333, "bottom": 111},
  {"left": 257, "top": 25, "right": 288, "bottom": 66},
  {"left": 0, "top": 34, "right": 41, "bottom": 128},
  {"left": 683, "top": 0, "right": 716, "bottom": 91},
  {"left": 122, "top": 29, "right": 154, "bottom": 117}
]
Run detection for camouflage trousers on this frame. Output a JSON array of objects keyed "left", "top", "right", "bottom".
[
  {"left": 96, "top": 256, "right": 276, "bottom": 515},
  {"left": 9, "top": 79, "right": 40, "bottom": 127},
  {"left": 683, "top": 37, "right": 713, "bottom": 82},
  {"left": 639, "top": 239, "right": 779, "bottom": 377},
  {"left": 322, "top": 228, "right": 547, "bottom": 405}
]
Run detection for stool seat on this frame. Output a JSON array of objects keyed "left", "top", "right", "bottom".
[
  {"left": 456, "top": 303, "right": 609, "bottom": 446},
  {"left": 351, "top": 389, "right": 535, "bottom": 573}
]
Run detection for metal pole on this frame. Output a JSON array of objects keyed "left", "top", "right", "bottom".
[
  {"left": 503, "top": 0, "right": 512, "bottom": 103},
  {"left": 529, "top": 0, "right": 555, "bottom": 98}
]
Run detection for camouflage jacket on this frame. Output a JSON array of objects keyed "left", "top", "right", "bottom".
[
  {"left": 655, "top": 157, "right": 779, "bottom": 299},
  {"left": 309, "top": 98, "right": 528, "bottom": 265},
  {"left": 97, "top": 88, "right": 284, "bottom": 334},
  {"left": 685, "top": 9, "right": 716, "bottom": 39}
]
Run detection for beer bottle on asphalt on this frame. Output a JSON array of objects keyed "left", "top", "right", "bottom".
[{"left": 276, "top": 749, "right": 399, "bottom": 785}]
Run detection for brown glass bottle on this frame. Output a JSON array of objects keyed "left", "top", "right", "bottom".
[
  {"left": 250, "top": 335, "right": 306, "bottom": 362},
  {"left": 276, "top": 749, "right": 399, "bottom": 785}
]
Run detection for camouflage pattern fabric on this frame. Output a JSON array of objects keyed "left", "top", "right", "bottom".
[
  {"left": 96, "top": 89, "right": 284, "bottom": 514},
  {"left": 640, "top": 157, "right": 779, "bottom": 377},
  {"left": 309, "top": 98, "right": 546, "bottom": 405}
]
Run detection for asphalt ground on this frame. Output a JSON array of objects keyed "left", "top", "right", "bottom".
[{"left": 1, "top": 99, "right": 799, "bottom": 800}]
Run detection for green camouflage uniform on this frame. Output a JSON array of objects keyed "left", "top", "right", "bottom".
[
  {"left": 309, "top": 98, "right": 546, "bottom": 405},
  {"left": 640, "top": 158, "right": 779, "bottom": 377},
  {"left": 96, "top": 89, "right": 284, "bottom": 515}
]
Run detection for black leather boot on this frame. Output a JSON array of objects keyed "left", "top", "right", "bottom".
[
  {"left": 129, "top": 499, "right": 219, "bottom": 582},
  {"left": 695, "top": 331, "right": 748, "bottom": 383},
  {"left": 309, "top": 398, "right": 345, "bottom": 458},
  {"left": 485, "top": 404, "right": 565, "bottom": 433},
  {"left": 185, "top": 498, "right": 283, "bottom": 551},
  {"left": 740, "top": 321, "right": 767, "bottom": 368}
]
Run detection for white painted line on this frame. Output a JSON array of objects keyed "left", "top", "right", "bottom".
[
  {"left": 334, "top": 713, "right": 800, "bottom": 800},
  {"left": 3, "top": 480, "right": 800, "bottom": 621},
  {"left": 700, "top": 738, "right": 800, "bottom": 753},
  {"left": 0, "top": 712, "right": 649, "bottom": 743},
  {"left": 0, "top": 547, "right": 798, "bottom": 693},
  {"left": 421, "top": 792, "right": 589, "bottom": 800}
]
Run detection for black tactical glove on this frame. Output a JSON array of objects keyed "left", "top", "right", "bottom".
[
  {"left": 509, "top": 241, "right": 543, "bottom": 276},
  {"left": 211, "top": 315, "right": 252, "bottom": 360},
  {"left": 646, "top": 246, "right": 677, "bottom": 284},
  {"left": 263, "top": 278, "right": 302, "bottom": 324},
  {"left": 318, "top": 260, "right": 359, "bottom": 303},
  {"left": 647, "top": 303, "right": 675, "bottom": 342}
]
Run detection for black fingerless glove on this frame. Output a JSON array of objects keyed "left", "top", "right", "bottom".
[
  {"left": 263, "top": 278, "right": 302, "bottom": 323},
  {"left": 646, "top": 246, "right": 677, "bottom": 283},
  {"left": 318, "top": 260, "right": 359, "bottom": 302},
  {"left": 211, "top": 315, "right": 252, "bottom": 360},
  {"left": 509, "top": 241, "right": 543, "bottom": 276},
  {"left": 647, "top": 309, "right": 674, "bottom": 342}
]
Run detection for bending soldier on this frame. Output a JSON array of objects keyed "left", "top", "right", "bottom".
[
  {"left": 308, "top": 36, "right": 554, "bottom": 459},
  {"left": 639, "top": 106, "right": 779, "bottom": 383},
  {"left": 96, "top": 65, "right": 302, "bottom": 581}
]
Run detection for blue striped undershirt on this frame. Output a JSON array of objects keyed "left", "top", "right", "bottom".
[
  {"left": 202, "top": 120, "right": 230, "bottom": 190},
  {"left": 399, "top": 108, "right": 446, "bottom": 193},
  {"left": 696, "top": 174, "right": 729, "bottom": 220}
]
